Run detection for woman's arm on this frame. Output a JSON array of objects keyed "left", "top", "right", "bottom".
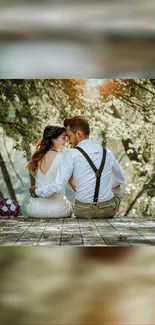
[{"left": 68, "top": 175, "right": 76, "bottom": 192}]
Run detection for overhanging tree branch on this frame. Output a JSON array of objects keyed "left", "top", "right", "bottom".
[{"left": 124, "top": 173, "right": 155, "bottom": 216}]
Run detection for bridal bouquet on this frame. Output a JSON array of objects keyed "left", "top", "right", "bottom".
[{"left": 0, "top": 198, "right": 20, "bottom": 217}]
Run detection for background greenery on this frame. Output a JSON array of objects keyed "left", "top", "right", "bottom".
[{"left": 0, "top": 79, "right": 154, "bottom": 217}]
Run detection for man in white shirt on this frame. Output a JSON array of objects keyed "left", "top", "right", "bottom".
[{"left": 30, "top": 116, "right": 125, "bottom": 218}]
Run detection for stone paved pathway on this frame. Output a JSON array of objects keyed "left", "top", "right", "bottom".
[{"left": 0, "top": 216, "right": 155, "bottom": 246}]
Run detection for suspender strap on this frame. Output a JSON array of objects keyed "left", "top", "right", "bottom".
[
  {"left": 75, "top": 146, "right": 107, "bottom": 203},
  {"left": 94, "top": 147, "right": 106, "bottom": 202}
]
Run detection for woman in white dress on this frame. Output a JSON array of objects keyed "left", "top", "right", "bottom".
[{"left": 26, "top": 125, "right": 74, "bottom": 218}]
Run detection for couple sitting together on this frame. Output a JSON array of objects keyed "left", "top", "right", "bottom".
[{"left": 27, "top": 116, "right": 125, "bottom": 219}]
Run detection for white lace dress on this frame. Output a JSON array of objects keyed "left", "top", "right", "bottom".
[{"left": 26, "top": 152, "right": 73, "bottom": 218}]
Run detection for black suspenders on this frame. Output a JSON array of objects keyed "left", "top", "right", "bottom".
[{"left": 75, "top": 146, "right": 107, "bottom": 203}]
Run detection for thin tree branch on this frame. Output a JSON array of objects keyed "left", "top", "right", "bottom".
[
  {"left": 42, "top": 80, "right": 67, "bottom": 119},
  {"left": 134, "top": 80, "right": 155, "bottom": 96},
  {"left": 3, "top": 134, "right": 24, "bottom": 187},
  {"left": 118, "top": 153, "right": 126, "bottom": 163}
]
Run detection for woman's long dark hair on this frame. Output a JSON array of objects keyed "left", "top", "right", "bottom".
[{"left": 27, "top": 125, "right": 66, "bottom": 176}]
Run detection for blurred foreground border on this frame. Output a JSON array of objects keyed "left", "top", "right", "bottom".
[
  {"left": 0, "top": 1, "right": 155, "bottom": 78},
  {"left": 1, "top": 247, "right": 155, "bottom": 325}
]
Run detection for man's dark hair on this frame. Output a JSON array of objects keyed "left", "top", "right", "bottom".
[{"left": 64, "top": 116, "right": 90, "bottom": 136}]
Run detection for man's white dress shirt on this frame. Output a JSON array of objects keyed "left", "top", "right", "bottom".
[{"left": 35, "top": 139, "right": 125, "bottom": 202}]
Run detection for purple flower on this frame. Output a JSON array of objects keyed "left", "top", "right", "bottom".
[{"left": 0, "top": 198, "right": 20, "bottom": 218}]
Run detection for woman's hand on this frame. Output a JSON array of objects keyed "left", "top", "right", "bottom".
[{"left": 29, "top": 185, "right": 38, "bottom": 198}]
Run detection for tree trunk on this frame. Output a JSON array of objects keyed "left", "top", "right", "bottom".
[
  {"left": 111, "top": 104, "right": 149, "bottom": 177},
  {"left": 124, "top": 174, "right": 155, "bottom": 216},
  {"left": 0, "top": 190, "right": 4, "bottom": 200},
  {"left": 29, "top": 173, "right": 35, "bottom": 186},
  {"left": 0, "top": 152, "right": 17, "bottom": 201},
  {"left": 25, "top": 146, "right": 35, "bottom": 186}
]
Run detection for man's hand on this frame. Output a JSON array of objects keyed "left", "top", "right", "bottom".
[
  {"left": 29, "top": 185, "right": 38, "bottom": 198},
  {"left": 68, "top": 176, "right": 76, "bottom": 192}
]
